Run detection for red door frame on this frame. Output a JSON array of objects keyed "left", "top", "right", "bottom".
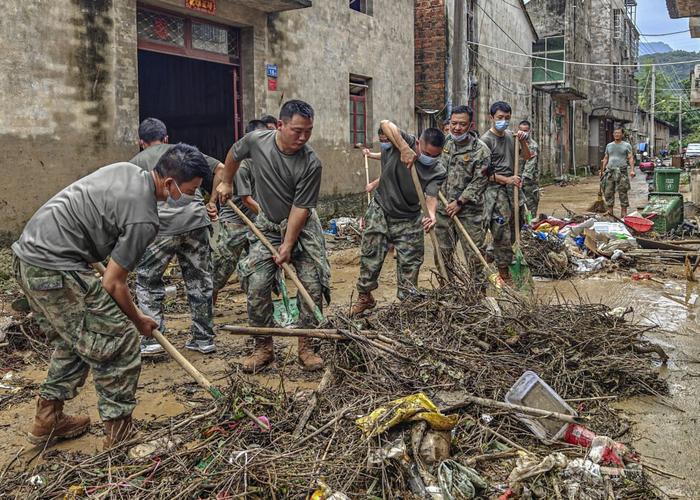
[{"left": 136, "top": 5, "right": 243, "bottom": 141}]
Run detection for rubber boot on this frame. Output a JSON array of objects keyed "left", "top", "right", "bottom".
[
  {"left": 350, "top": 292, "right": 376, "bottom": 317},
  {"left": 298, "top": 337, "right": 323, "bottom": 371},
  {"left": 103, "top": 415, "right": 135, "bottom": 450},
  {"left": 241, "top": 336, "right": 275, "bottom": 373},
  {"left": 27, "top": 397, "right": 91, "bottom": 446}
]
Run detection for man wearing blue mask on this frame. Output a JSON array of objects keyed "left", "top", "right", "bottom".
[
  {"left": 480, "top": 102, "right": 532, "bottom": 283},
  {"left": 436, "top": 105, "right": 491, "bottom": 279},
  {"left": 130, "top": 118, "right": 222, "bottom": 356},
  {"left": 351, "top": 120, "right": 446, "bottom": 316}
]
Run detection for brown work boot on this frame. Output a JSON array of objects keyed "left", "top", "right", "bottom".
[
  {"left": 27, "top": 397, "right": 90, "bottom": 446},
  {"left": 297, "top": 338, "right": 323, "bottom": 371},
  {"left": 103, "top": 415, "right": 135, "bottom": 450},
  {"left": 350, "top": 292, "right": 376, "bottom": 316},
  {"left": 241, "top": 337, "right": 275, "bottom": 373},
  {"left": 498, "top": 267, "right": 512, "bottom": 284}
]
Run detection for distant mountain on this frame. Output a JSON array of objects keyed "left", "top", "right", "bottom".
[
  {"left": 640, "top": 50, "right": 699, "bottom": 88},
  {"left": 639, "top": 42, "right": 673, "bottom": 56}
]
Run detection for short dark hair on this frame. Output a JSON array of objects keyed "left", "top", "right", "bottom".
[
  {"left": 489, "top": 101, "right": 512, "bottom": 116},
  {"left": 451, "top": 105, "right": 474, "bottom": 121},
  {"left": 420, "top": 128, "right": 445, "bottom": 148},
  {"left": 442, "top": 118, "right": 450, "bottom": 126},
  {"left": 138, "top": 118, "right": 167, "bottom": 143},
  {"left": 245, "top": 120, "right": 267, "bottom": 133},
  {"left": 260, "top": 115, "right": 278, "bottom": 126},
  {"left": 279, "top": 100, "right": 314, "bottom": 122},
  {"left": 614, "top": 126, "right": 625, "bottom": 133},
  {"left": 154, "top": 143, "right": 211, "bottom": 186},
  {"left": 519, "top": 120, "right": 532, "bottom": 128}
]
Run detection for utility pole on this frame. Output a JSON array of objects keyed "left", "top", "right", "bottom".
[
  {"left": 679, "top": 96, "right": 683, "bottom": 154},
  {"left": 650, "top": 64, "right": 656, "bottom": 157}
]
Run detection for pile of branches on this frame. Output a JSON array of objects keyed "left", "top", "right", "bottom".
[
  {"left": 2, "top": 275, "right": 669, "bottom": 498},
  {"left": 521, "top": 229, "right": 573, "bottom": 279}
]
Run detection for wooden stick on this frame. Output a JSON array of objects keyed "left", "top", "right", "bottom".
[
  {"left": 220, "top": 324, "right": 374, "bottom": 340},
  {"left": 408, "top": 164, "right": 448, "bottom": 280},
  {"left": 226, "top": 200, "right": 323, "bottom": 323},
  {"left": 293, "top": 367, "right": 334, "bottom": 438},
  {"left": 364, "top": 155, "right": 371, "bottom": 206},
  {"left": 437, "top": 191, "right": 494, "bottom": 273},
  {"left": 443, "top": 394, "right": 585, "bottom": 424},
  {"left": 514, "top": 138, "right": 521, "bottom": 246},
  {"left": 478, "top": 423, "right": 532, "bottom": 455}
]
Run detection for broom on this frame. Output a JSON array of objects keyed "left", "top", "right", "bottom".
[
  {"left": 589, "top": 164, "right": 607, "bottom": 213},
  {"left": 509, "top": 138, "right": 533, "bottom": 290}
]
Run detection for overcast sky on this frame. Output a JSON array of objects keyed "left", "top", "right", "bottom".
[{"left": 635, "top": 0, "right": 698, "bottom": 52}]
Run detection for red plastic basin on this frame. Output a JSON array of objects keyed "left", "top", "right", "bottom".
[{"left": 623, "top": 216, "right": 653, "bottom": 233}]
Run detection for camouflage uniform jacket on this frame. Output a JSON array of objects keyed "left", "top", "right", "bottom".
[
  {"left": 521, "top": 138, "right": 539, "bottom": 181},
  {"left": 438, "top": 133, "right": 491, "bottom": 210}
]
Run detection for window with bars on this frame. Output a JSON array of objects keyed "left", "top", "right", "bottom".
[
  {"left": 532, "top": 36, "right": 565, "bottom": 84},
  {"left": 349, "top": 0, "right": 372, "bottom": 15},
  {"left": 613, "top": 9, "right": 623, "bottom": 40},
  {"left": 612, "top": 65, "right": 622, "bottom": 93},
  {"left": 137, "top": 8, "right": 240, "bottom": 61},
  {"left": 349, "top": 77, "right": 369, "bottom": 145}
]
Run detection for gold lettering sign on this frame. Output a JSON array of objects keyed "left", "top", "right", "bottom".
[{"left": 185, "top": 0, "right": 216, "bottom": 14}]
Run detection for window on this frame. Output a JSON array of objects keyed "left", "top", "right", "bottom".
[
  {"left": 612, "top": 65, "right": 622, "bottom": 94},
  {"left": 613, "top": 9, "right": 623, "bottom": 40},
  {"left": 137, "top": 10, "right": 185, "bottom": 47},
  {"left": 349, "top": 0, "right": 372, "bottom": 15},
  {"left": 532, "top": 36, "right": 565, "bottom": 84},
  {"left": 349, "top": 77, "right": 369, "bottom": 145}
]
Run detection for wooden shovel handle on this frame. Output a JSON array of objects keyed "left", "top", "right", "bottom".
[
  {"left": 514, "top": 138, "right": 521, "bottom": 246},
  {"left": 364, "top": 155, "right": 371, "bottom": 205}
]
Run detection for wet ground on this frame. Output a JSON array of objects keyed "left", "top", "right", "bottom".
[{"left": 0, "top": 172, "right": 698, "bottom": 497}]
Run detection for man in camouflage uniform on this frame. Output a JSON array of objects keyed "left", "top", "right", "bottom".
[
  {"left": 351, "top": 120, "right": 446, "bottom": 315},
  {"left": 518, "top": 120, "right": 540, "bottom": 217},
  {"left": 130, "top": 118, "right": 222, "bottom": 356},
  {"left": 480, "top": 102, "right": 533, "bottom": 282},
  {"left": 211, "top": 120, "right": 267, "bottom": 305},
  {"left": 217, "top": 100, "right": 330, "bottom": 373},
  {"left": 435, "top": 105, "right": 490, "bottom": 278},
  {"left": 601, "top": 127, "right": 635, "bottom": 217},
  {"left": 11, "top": 145, "right": 210, "bottom": 449}
]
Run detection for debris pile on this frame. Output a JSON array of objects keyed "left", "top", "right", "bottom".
[{"left": 1, "top": 273, "right": 669, "bottom": 498}]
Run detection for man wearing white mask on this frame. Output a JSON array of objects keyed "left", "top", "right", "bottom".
[
  {"left": 351, "top": 120, "right": 446, "bottom": 316},
  {"left": 480, "top": 102, "right": 532, "bottom": 283}
]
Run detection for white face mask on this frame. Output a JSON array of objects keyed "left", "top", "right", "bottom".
[
  {"left": 418, "top": 153, "right": 439, "bottom": 166},
  {"left": 452, "top": 131, "right": 469, "bottom": 143},
  {"left": 166, "top": 180, "right": 196, "bottom": 208},
  {"left": 494, "top": 119, "right": 510, "bottom": 132}
]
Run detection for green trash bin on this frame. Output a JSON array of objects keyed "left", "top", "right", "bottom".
[{"left": 654, "top": 168, "right": 682, "bottom": 193}]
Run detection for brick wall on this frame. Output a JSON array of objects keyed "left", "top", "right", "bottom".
[{"left": 415, "top": 0, "right": 446, "bottom": 110}]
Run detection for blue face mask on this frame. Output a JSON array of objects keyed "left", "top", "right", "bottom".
[
  {"left": 494, "top": 119, "right": 510, "bottom": 132},
  {"left": 418, "top": 153, "right": 439, "bottom": 166},
  {"left": 380, "top": 142, "right": 392, "bottom": 151},
  {"left": 452, "top": 131, "right": 469, "bottom": 143},
  {"left": 166, "top": 181, "right": 196, "bottom": 208}
]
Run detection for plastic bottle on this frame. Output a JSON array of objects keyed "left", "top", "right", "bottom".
[{"left": 563, "top": 423, "right": 597, "bottom": 447}]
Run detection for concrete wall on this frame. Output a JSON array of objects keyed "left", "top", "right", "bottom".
[
  {"left": 0, "top": 0, "right": 139, "bottom": 243},
  {"left": 266, "top": 0, "right": 415, "bottom": 197}
]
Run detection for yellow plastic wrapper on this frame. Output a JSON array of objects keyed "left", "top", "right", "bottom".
[{"left": 356, "top": 393, "right": 459, "bottom": 436}]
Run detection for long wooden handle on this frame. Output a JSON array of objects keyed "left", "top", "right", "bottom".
[
  {"left": 443, "top": 394, "right": 586, "bottom": 424},
  {"left": 225, "top": 200, "right": 324, "bottom": 323},
  {"left": 408, "top": 165, "right": 448, "bottom": 280},
  {"left": 514, "top": 139, "right": 521, "bottom": 246},
  {"left": 437, "top": 192, "right": 493, "bottom": 273},
  {"left": 89, "top": 262, "right": 222, "bottom": 400},
  {"left": 364, "top": 155, "right": 371, "bottom": 205}
]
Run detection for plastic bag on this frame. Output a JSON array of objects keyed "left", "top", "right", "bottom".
[{"left": 356, "top": 393, "right": 459, "bottom": 436}]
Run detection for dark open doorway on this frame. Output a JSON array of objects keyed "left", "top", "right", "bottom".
[{"left": 137, "top": 50, "right": 239, "bottom": 162}]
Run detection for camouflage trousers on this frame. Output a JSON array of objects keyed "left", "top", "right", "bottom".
[
  {"left": 484, "top": 185, "right": 522, "bottom": 269},
  {"left": 12, "top": 255, "right": 141, "bottom": 421},
  {"left": 238, "top": 211, "right": 330, "bottom": 329},
  {"left": 603, "top": 168, "right": 630, "bottom": 209},
  {"left": 436, "top": 206, "right": 485, "bottom": 278},
  {"left": 135, "top": 226, "right": 214, "bottom": 341},
  {"left": 522, "top": 178, "right": 540, "bottom": 216},
  {"left": 212, "top": 221, "right": 249, "bottom": 292},
  {"left": 356, "top": 200, "right": 424, "bottom": 300}
]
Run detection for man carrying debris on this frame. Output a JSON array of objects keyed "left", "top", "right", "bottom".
[
  {"left": 351, "top": 120, "right": 446, "bottom": 315},
  {"left": 216, "top": 100, "right": 330, "bottom": 373},
  {"left": 481, "top": 102, "right": 532, "bottom": 282},
  {"left": 601, "top": 127, "right": 635, "bottom": 218},
  {"left": 130, "top": 119, "right": 223, "bottom": 356},
  {"left": 435, "top": 105, "right": 490, "bottom": 277},
  {"left": 211, "top": 120, "right": 267, "bottom": 305},
  {"left": 518, "top": 120, "right": 540, "bottom": 217},
  {"left": 11, "top": 145, "right": 211, "bottom": 448}
]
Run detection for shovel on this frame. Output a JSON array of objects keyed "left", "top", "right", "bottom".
[
  {"left": 509, "top": 140, "right": 533, "bottom": 290},
  {"left": 226, "top": 200, "right": 324, "bottom": 323}
]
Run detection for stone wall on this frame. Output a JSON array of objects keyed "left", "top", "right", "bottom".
[{"left": 415, "top": 0, "right": 447, "bottom": 111}]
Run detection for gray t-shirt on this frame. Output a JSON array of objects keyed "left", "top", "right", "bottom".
[
  {"left": 374, "top": 130, "right": 447, "bottom": 219},
  {"left": 12, "top": 163, "right": 159, "bottom": 271},
  {"left": 219, "top": 159, "right": 256, "bottom": 224},
  {"left": 481, "top": 129, "right": 515, "bottom": 176},
  {"left": 605, "top": 141, "right": 633, "bottom": 168},
  {"left": 231, "top": 130, "right": 322, "bottom": 224},
  {"left": 129, "top": 144, "right": 220, "bottom": 235}
]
